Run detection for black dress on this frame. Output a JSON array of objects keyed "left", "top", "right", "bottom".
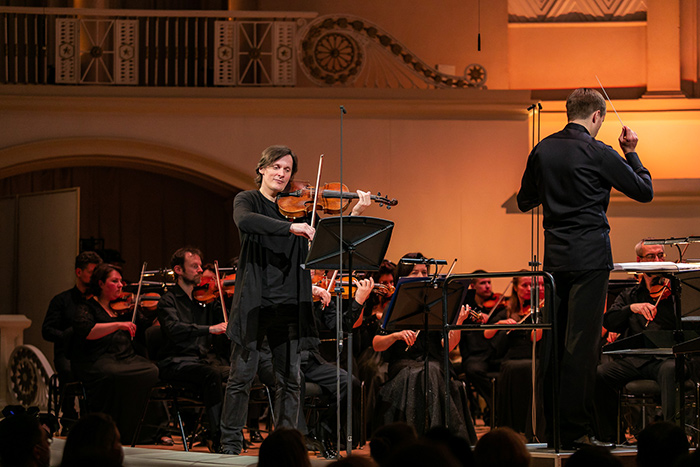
[
  {"left": 492, "top": 314, "right": 542, "bottom": 438},
  {"left": 71, "top": 298, "right": 159, "bottom": 443},
  {"left": 375, "top": 330, "right": 476, "bottom": 443}
]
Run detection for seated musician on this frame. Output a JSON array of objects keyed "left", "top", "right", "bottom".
[
  {"left": 594, "top": 240, "right": 680, "bottom": 443},
  {"left": 71, "top": 263, "right": 159, "bottom": 445},
  {"left": 42, "top": 251, "right": 102, "bottom": 432},
  {"left": 372, "top": 252, "right": 475, "bottom": 442},
  {"left": 155, "top": 247, "right": 229, "bottom": 452},
  {"left": 484, "top": 274, "right": 544, "bottom": 440},
  {"left": 353, "top": 259, "right": 396, "bottom": 437},
  {"left": 459, "top": 270, "right": 506, "bottom": 425}
]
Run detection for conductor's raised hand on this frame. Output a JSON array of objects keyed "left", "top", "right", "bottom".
[
  {"left": 618, "top": 126, "right": 638, "bottom": 154},
  {"left": 290, "top": 222, "right": 315, "bottom": 240}
]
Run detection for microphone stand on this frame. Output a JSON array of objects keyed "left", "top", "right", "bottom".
[
  {"left": 527, "top": 102, "right": 542, "bottom": 442},
  {"left": 335, "top": 104, "right": 349, "bottom": 456}
]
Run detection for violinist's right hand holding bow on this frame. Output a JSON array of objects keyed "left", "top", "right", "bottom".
[
  {"left": 290, "top": 222, "right": 314, "bottom": 240},
  {"left": 209, "top": 322, "right": 228, "bottom": 335},
  {"left": 631, "top": 302, "right": 657, "bottom": 322}
]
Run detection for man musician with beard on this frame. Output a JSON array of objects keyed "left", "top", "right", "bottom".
[
  {"left": 156, "top": 247, "right": 229, "bottom": 450},
  {"left": 459, "top": 272, "right": 506, "bottom": 426}
]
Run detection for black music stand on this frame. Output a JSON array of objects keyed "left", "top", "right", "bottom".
[
  {"left": 304, "top": 215, "right": 394, "bottom": 454},
  {"left": 382, "top": 276, "right": 467, "bottom": 331},
  {"left": 382, "top": 275, "right": 469, "bottom": 432}
]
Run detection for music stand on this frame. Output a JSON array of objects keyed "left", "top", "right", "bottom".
[
  {"left": 381, "top": 275, "right": 469, "bottom": 432},
  {"left": 304, "top": 215, "right": 394, "bottom": 454},
  {"left": 382, "top": 276, "right": 467, "bottom": 331}
]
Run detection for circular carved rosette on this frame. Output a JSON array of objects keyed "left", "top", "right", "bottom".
[
  {"left": 464, "top": 63, "right": 487, "bottom": 87},
  {"left": 301, "top": 28, "right": 364, "bottom": 86},
  {"left": 8, "top": 345, "right": 53, "bottom": 409}
]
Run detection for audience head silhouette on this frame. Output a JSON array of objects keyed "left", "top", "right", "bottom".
[{"left": 257, "top": 428, "right": 311, "bottom": 467}]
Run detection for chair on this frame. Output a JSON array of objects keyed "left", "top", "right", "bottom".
[
  {"left": 617, "top": 378, "right": 700, "bottom": 445},
  {"left": 132, "top": 325, "right": 207, "bottom": 451},
  {"left": 48, "top": 374, "right": 89, "bottom": 433}
]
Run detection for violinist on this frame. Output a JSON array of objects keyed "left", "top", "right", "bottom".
[
  {"left": 155, "top": 247, "right": 229, "bottom": 451},
  {"left": 458, "top": 270, "right": 506, "bottom": 426},
  {"left": 42, "top": 250, "right": 102, "bottom": 433},
  {"left": 595, "top": 240, "right": 680, "bottom": 443},
  {"left": 353, "top": 259, "right": 395, "bottom": 437},
  {"left": 220, "top": 145, "right": 371, "bottom": 455},
  {"left": 484, "top": 275, "right": 544, "bottom": 439},
  {"left": 71, "top": 263, "right": 159, "bottom": 445}
]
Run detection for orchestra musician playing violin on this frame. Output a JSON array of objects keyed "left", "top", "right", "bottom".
[
  {"left": 517, "top": 88, "right": 653, "bottom": 450},
  {"left": 155, "top": 247, "right": 229, "bottom": 451},
  {"left": 353, "top": 260, "right": 396, "bottom": 437},
  {"left": 372, "top": 253, "right": 476, "bottom": 442},
  {"left": 458, "top": 271, "right": 506, "bottom": 426},
  {"left": 220, "top": 145, "right": 371, "bottom": 455},
  {"left": 483, "top": 275, "right": 544, "bottom": 439},
  {"left": 42, "top": 250, "right": 102, "bottom": 433},
  {"left": 70, "top": 263, "right": 159, "bottom": 445},
  {"left": 594, "top": 240, "right": 682, "bottom": 443}
]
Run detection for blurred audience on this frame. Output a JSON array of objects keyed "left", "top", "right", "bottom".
[
  {"left": 473, "top": 427, "right": 530, "bottom": 467},
  {"left": 369, "top": 422, "right": 418, "bottom": 467},
  {"left": 60, "top": 413, "right": 123, "bottom": 467},
  {"left": 257, "top": 428, "right": 311, "bottom": 467},
  {"left": 567, "top": 445, "right": 622, "bottom": 467},
  {"left": 636, "top": 421, "right": 688, "bottom": 467},
  {"left": 0, "top": 406, "right": 51, "bottom": 467}
]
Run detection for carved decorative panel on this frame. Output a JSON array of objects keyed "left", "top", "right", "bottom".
[{"left": 509, "top": 0, "right": 647, "bottom": 22}]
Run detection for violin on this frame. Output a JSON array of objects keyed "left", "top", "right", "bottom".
[
  {"left": 109, "top": 292, "right": 161, "bottom": 314},
  {"left": 481, "top": 293, "right": 507, "bottom": 311},
  {"left": 276, "top": 181, "right": 398, "bottom": 220},
  {"left": 648, "top": 276, "right": 671, "bottom": 301},
  {"left": 312, "top": 273, "right": 394, "bottom": 300},
  {"left": 193, "top": 274, "right": 236, "bottom": 303},
  {"left": 109, "top": 292, "right": 134, "bottom": 315}
]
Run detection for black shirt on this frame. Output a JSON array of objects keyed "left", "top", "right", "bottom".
[
  {"left": 604, "top": 280, "right": 676, "bottom": 335},
  {"left": 227, "top": 189, "right": 315, "bottom": 350},
  {"left": 156, "top": 284, "right": 224, "bottom": 363},
  {"left": 42, "top": 286, "right": 88, "bottom": 361},
  {"left": 517, "top": 123, "right": 653, "bottom": 271}
]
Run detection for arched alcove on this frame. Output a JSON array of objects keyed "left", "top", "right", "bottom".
[{"left": 0, "top": 138, "right": 251, "bottom": 279}]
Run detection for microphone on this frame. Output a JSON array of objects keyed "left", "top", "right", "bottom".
[
  {"left": 340, "top": 105, "right": 347, "bottom": 114},
  {"left": 400, "top": 258, "right": 448, "bottom": 265},
  {"left": 527, "top": 104, "right": 536, "bottom": 111}
]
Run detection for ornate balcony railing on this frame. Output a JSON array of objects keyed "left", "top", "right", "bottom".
[{"left": 0, "top": 7, "right": 486, "bottom": 89}]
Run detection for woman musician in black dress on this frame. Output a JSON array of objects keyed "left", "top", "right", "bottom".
[{"left": 71, "top": 263, "right": 159, "bottom": 444}]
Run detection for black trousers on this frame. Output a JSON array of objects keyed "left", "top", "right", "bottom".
[{"left": 542, "top": 269, "right": 609, "bottom": 446}]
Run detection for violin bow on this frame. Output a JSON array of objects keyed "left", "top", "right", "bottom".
[
  {"left": 322, "top": 270, "right": 338, "bottom": 311},
  {"left": 309, "top": 153, "right": 324, "bottom": 230},
  {"left": 595, "top": 75, "right": 624, "bottom": 127},
  {"left": 131, "top": 262, "right": 147, "bottom": 325},
  {"left": 645, "top": 277, "right": 670, "bottom": 328},
  {"left": 485, "top": 281, "right": 512, "bottom": 321},
  {"left": 214, "top": 260, "right": 228, "bottom": 323}
]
